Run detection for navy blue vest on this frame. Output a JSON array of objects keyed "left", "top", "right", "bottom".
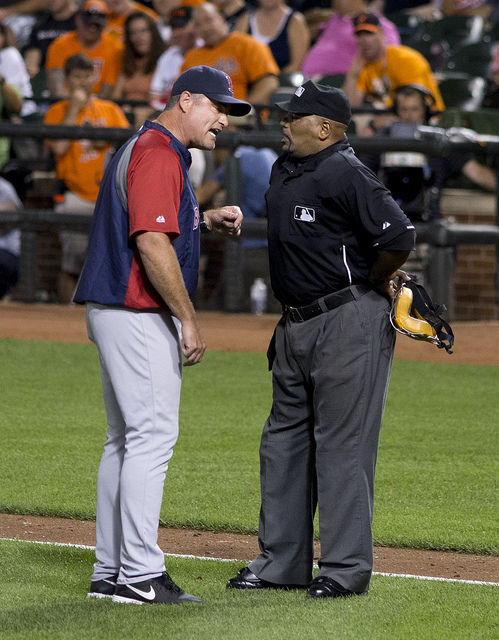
[{"left": 74, "top": 120, "right": 200, "bottom": 308}]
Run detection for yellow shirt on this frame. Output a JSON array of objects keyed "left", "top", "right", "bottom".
[
  {"left": 357, "top": 45, "right": 445, "bottom": 110},
  {"left": 181, "top": 32, "right": 279, "bottom": 101}
]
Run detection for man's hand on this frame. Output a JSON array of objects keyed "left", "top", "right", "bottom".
[
  {"left": 203, "top": 206, "right": 243, "bottom": 236},
  {"left": 348, "top": 50, "right": 367, "bottom": 77},
  {"left": 376, "top": 269, "right": 411, "bottom": 300},
  {"left": 69, "top": 87, "right": 89, "bottom": 112},
  {"left": 181, "top": 318, "right": 206, "bottom": 366}
]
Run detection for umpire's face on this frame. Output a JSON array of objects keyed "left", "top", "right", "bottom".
[{"left": 280, "top": 112, "right": 327, "bottom": 158}]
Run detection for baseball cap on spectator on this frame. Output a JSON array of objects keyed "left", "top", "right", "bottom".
[
  {"left": 171, "top": 65, "right": 252, "bottom": 116},
  {"left": 169, "top": 6, "right": 193, "bottom": 28},
  {"left": 80, "top": 0, "right": 108, "bottom": 26},
  {"left": 275, "top": 80, "right": 351, "bottom": 126},
  {"left": 353, "top": 12, "right": 380, "bottom": 34}
]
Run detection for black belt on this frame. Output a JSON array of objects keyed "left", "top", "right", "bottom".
[{"left": 283, "top": 284, "right": 372, "bottom": 322}]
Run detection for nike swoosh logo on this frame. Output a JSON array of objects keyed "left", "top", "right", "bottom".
[{"left": 128, "top": 584, "right": 156, "bottom": 601}]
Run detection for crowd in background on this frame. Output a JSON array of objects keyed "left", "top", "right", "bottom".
[{"left": 1, "top": 0, "right": 499, "bottom": 303}]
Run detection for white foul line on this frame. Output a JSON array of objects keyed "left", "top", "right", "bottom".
[{"left": 2, "top": 538, "right": 498, "bottom": 587}]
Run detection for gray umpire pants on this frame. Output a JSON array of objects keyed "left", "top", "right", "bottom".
[{"left": 249, "top": 288, "right": 395, "bottom": 593}]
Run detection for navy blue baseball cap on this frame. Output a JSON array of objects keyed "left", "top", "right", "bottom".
[
  {"left": 171, "top": 65, "right": 252, "bottom": 116},
  {"left": 276, "top": 80, "right": 351, "bottom": 126}
]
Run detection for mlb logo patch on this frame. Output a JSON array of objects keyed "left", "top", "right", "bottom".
[
  {"left": 193, "top": 206, "right": 200, "bottom": 230},
  {"left": 294, "top": 205, "right": 315, "bottom": 222}
]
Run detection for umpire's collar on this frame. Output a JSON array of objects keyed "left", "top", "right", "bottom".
[{"left": 280, "top": 137, "right": 350, "bottom": 175}]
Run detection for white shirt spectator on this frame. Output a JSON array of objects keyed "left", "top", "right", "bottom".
[{"left": 0, "top": 46, "right": 37, "bottom": 116}]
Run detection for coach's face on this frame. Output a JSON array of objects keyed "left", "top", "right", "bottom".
[{"left": 186, "top": 94, "right": 229, "bottom": 150}]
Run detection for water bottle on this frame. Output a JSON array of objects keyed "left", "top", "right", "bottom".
[{"left": 250, "top": 278, "right": 267, "bottom": 315}]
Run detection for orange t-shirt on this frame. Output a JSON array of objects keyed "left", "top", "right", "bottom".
[
  {"left": 44, "top": 98, "right": 130, "bottom": 202},
  {"left": 357, "top": 44, "right": 445, "bottom": 111},
  {"left": 181, "top": 32, "right": 279, "bottom": 100},
  {"left": 45, "top": 32, "right": 123, "bottom": 95},
  {"left": 105, "top": 2, "right": 159, "bottom": 44}
]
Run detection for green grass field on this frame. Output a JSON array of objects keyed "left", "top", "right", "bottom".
[
  {"left": 1, "top": 339, "right": 497, "bottom": 552},
  {"left": 0, "top": 338, "right": 497, "bottom": 639},
  {"left": 1, "top": 541, "right": 497, "bottom": 640}
]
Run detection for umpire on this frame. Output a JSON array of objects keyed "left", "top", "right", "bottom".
[{"left": 227, "top": 81, "right": 416, "bottom": 598}]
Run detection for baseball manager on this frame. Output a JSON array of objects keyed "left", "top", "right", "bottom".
[
  {"left": 227, "top": 81, "right": 416, "bottom": 598},
  {"left": 74, "top": 65, "right": 250, "bottom": 605}
]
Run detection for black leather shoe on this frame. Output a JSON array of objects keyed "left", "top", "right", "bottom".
[
  {"left": 226, "top": 567, "right": 305, "bottom": 590},
  {"left": 306, "top": 576, "right": 356, "bottom": 598}
]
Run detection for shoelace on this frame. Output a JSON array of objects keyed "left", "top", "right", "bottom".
[{"left": 162, "top": 571, "right": 182, "bottom": 593}]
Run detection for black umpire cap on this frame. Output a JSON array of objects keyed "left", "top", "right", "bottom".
[{"left": 276, "top": 81, "right": 351, "bottom": 126}]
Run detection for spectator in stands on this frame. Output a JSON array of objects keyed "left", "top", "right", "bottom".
[
  {"left": 302, "top": 0, "right": 400, "bottom": 79},
  {"left": 23, "top": 0, "right": 78, "bottom": 81},
  {"left": 0, "top": 20, "right": 35, "bottom": 116},
  {"left": 482, "top": 46, "right": 499, "bottom": 109},
  {"left": 361, "top": 84, "right": 496, "bottom": 221},
  {"left": 112, "top": 11, "right": 164, "bottom": 124},
  {"left": 234, "top": 0, "right": 310, "bottom": 72},
  {"left": 149, "top": 5, "right": 197, "bottom": 110},
  {"left": 0, "top": 0, "right": 44, "bottom": 49},
  {"left": 43, "top": 52, "right": 130, "bottom": 302},
  {"left": 0, "top": 29, "right": 23, "bottom": 169},
  {"left": 104, "top": 0, "right": 158, "bottom": 43},
  {"left": 371, "top": 1, "right": 440, "bottom": 19},
  {"left": 439, "top": 0, "right": 493, "bottom": 19},
  {"left": 182, "top": 2, "right": 280, "bottom": 104},
  {"left": 213, "top": 0, "right": 249, "bottom": 31},
  {"left": 152, "top": 0, "right": 181, "bottom": 42},
  {"left": 196, "top": 111, "right": 279, "bottom": 310},
  {"left": 343, "top": 12, "right": 444, "bottom": 110},
  {"left": 0, "top": 175, "right": 22, "bottom": 300},
  {"left": 46, "top": 0, "right": 123, "bottom": 98}
]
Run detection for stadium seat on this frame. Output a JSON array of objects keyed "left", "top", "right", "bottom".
[
  {"left": 422, "top": 15, "right": 484, "bottom": 52},
  {"left": 443, "top": 42, "right": 494, "bottom": 78},
  {"left": 438, "top": 75, "right": 486, "bottom": 110},
  {"left": 482, "top": 20, "right": 499, "bottom": 45},
  {"left": 318, "top": 74, "right": 346, "bottom": 88},
  {"left": 279, "top": 71, "right": 305, "bottom": 88},
  {"left": 404, "top": 36, "right": 448, "bottom": 72},
  {"left": 385, "top": 11, "right": 425, "bottom": 44}
]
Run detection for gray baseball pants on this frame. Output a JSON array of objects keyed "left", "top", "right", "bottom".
[
  {"left": 86, "top": 303, "right": 182, "bottom": 584},
  {"left": 249, "top": 289, "right": 395, "bottom": 593}
]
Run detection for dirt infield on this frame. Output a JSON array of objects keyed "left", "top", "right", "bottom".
[
  {"left": 1, "top": 302, "right": 498, "bottom": 583},
  {"left": 1, "top": 302, "right": 499, "bottom": 364}
]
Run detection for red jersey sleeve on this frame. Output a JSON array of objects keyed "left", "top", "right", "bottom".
[{"left": 127, "top": 132, "right": 182, "bottom": 240}]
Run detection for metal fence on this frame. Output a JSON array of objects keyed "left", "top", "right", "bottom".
[{"left": 1, "top": 121, "right": 499, "bottom": 313}]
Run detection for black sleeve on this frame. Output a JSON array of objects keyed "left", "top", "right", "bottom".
[{"left": 340, "top": 165, "right": 416, "bottom": 249}]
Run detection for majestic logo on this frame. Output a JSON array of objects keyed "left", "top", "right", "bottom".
[
  {"left": 294, "top": 205, "right": 315, "bottom": 222},
  {"left": 382, "top": 221, "right": 391, "bottom": 230},
  {"left": 295, "top": 86, "right": 305, "bottom": 97},
  {"left": 128, "top": 585, "right": 156, "bottom": 601},
  {"left": 193, "top": 206, "right": 200, "bottom": 230},
  {"left": 156, "top": 215, "right": 166, "bottom": 223}
]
